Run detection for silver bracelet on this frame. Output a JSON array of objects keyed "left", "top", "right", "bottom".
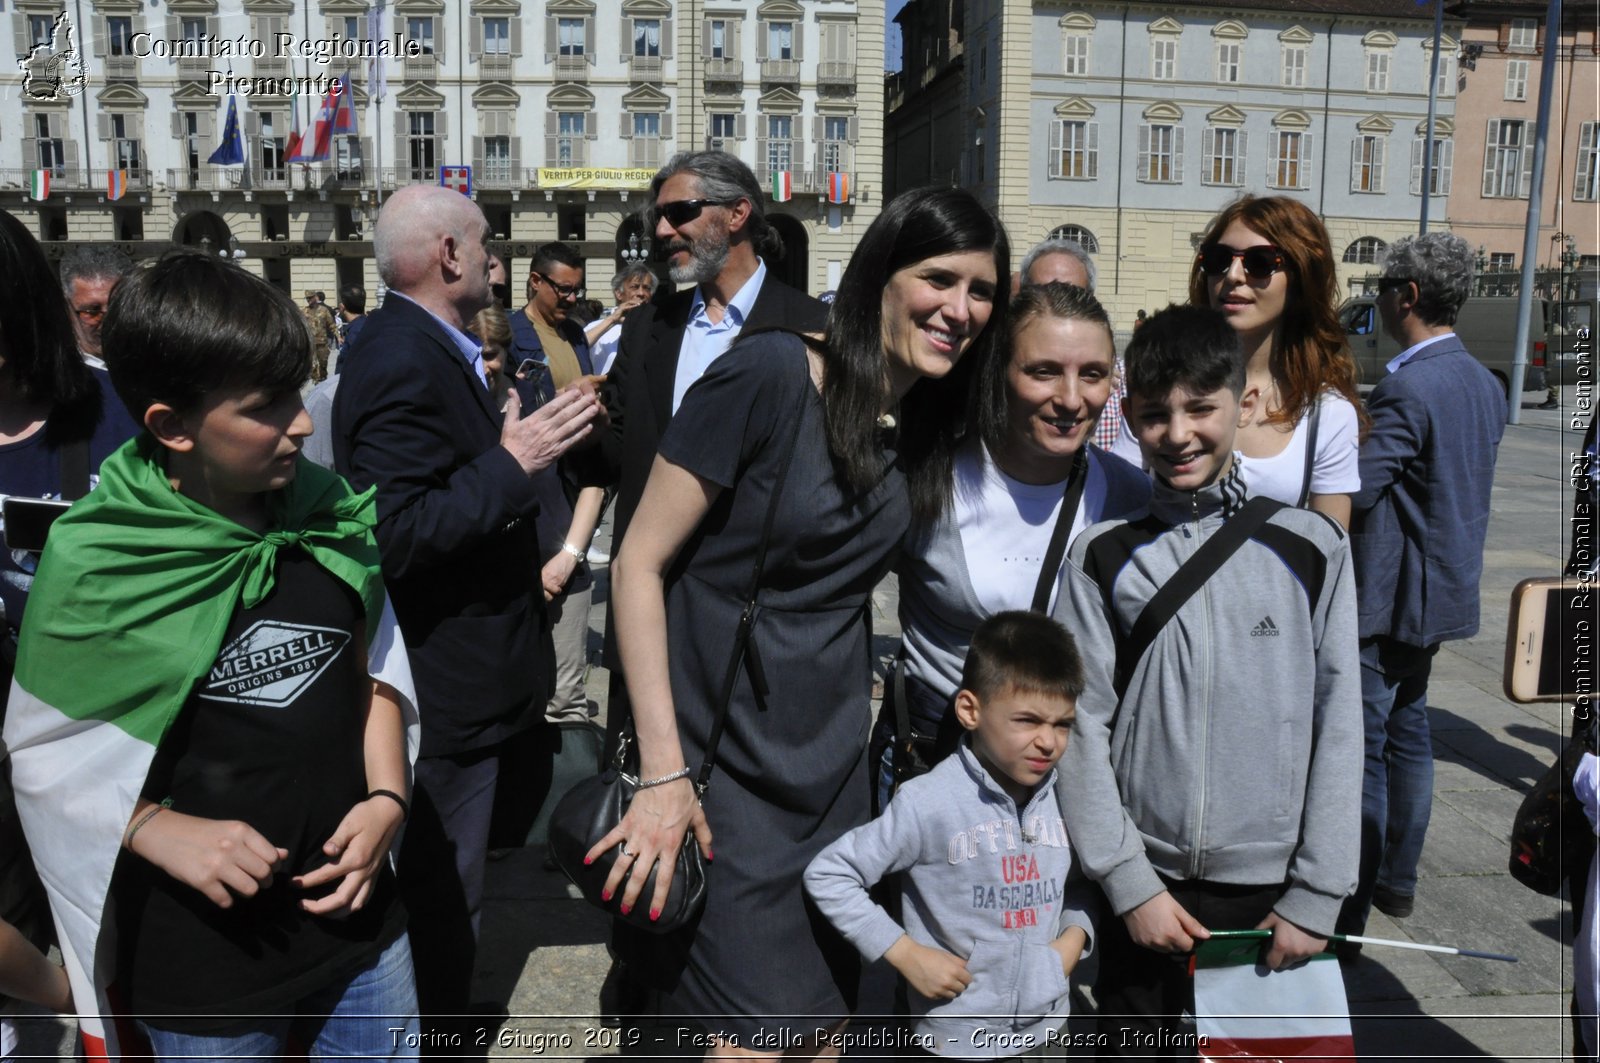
[
  {"left": 561, "top": 542, "right": 586, "bottom": 562},
  {"left": 636, "top": 766, "right": 692, "bottom": 789}
]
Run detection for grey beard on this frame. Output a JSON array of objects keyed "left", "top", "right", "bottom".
[{"left": 670, "top": 234, "right": 731, "bottom": 286}]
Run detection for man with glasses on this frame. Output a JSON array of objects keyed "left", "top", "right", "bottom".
[
  {"left": 510, "top": 241, "right": 593, "bottom": 403},
  {"left": 58, "top": 245, "right": 131, "bottom": 369},
  {"left": 1335, "top": 232, "right": 1506, "bottom": 953}
]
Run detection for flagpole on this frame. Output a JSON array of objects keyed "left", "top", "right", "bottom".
[
  {"left": 1419, "top": 0, "right": 1444, "bottom": 233},
  {"left": 1206, "top": 928, "right": 1518, "bottom": 963}
]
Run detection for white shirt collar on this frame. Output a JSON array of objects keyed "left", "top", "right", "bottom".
[{"left": 1386, "top": 331, "right": 1454, "bottom": 375}]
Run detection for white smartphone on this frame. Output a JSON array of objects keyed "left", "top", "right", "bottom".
[{"left": 1503, "top": 577, "right": 1596, "bottom": 703}]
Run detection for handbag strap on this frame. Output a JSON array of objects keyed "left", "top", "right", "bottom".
[
  {"left": 1030, "top": 449, "right": 1089, "bottom": 614},
  {"left": 1296, "top": 397, "right": 1322, "bottom": 509},
  {"left": 694, "top": 345, "right": 813, "bottom": 794},
  {"left": 1112, "top": 496, "right": 1283, "bottom": 701},
  {"left": 58, "top": 439, "right": 90, "bottom": 502}
]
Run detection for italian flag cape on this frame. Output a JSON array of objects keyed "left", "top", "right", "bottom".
[{"left": 2, "top": 436, "right": 419, "bottom": 1063}]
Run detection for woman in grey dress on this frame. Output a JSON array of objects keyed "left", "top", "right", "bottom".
[{"left": 595, "top": 187, "right": 1011, "bottom": 1056}]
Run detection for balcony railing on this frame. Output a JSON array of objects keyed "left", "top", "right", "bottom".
[
  {"left": 553, "top": 54, "right": 588, "bottom": 81},
  {"left": 0, "top": 167, "right": 157, "bottom": 193},
  {"left": 759, "top": 58, "right": 801, "bottom": 85},
  {"left": 479, "top": 52, "right": 513, "bottom": 79},
  {"left": 176, "top": 56, "right": 209, "bottom": 81},
  {"left": 404, "top": 54, "right": 438, "bottom": 80},
  {"left": 704, "top": 57, "right": 743, "bottom": 82},
  {"left": 253, "top": 56, "right": 290, "bottom": 79},
  {"left": 103, "top": 54, "right": 138, "bottom": 80},
  {"left": 817, "top": 61, "right": 854, "bottom": 87},
  {"left": 628, "top": 55, "right": 663, "bottom": 82}
]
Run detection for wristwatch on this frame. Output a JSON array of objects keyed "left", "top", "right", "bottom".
[{"left": 561, "top": 542, "right": 587, "bottom": 563}]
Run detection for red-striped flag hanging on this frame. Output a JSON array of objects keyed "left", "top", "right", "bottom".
[
  {"left": 1191, "top": 934, "right": 1355, "bottom": 1057},
  {"left": 107, "top": 169, "right": 127, "bottom": 201},
  {"left": 771, "top": 170, "right": 792, "bottom": 202},
  {"left": 827, "top": 171, "right": 850, "bottom": 204},
  {"left": 30, "top": 169, "right": 50, "bottom": 201}
]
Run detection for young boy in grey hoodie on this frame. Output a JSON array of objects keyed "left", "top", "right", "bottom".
[
  {"left": 1055, "top": 305, "right": 1361, "bottom": 1053},
  {"left": 806, "top": 612, "right": 1096, "bottom": 1059}
]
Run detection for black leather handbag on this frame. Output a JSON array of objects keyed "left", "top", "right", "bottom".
[
  {"left": 1509, "top": 710, "right": 1598, "bottom": 896},
  {"left": 548, "top": 343, "right": 808, "bottom": 933}
]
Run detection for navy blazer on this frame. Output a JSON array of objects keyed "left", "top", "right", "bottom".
[
  {"left": 507, "top": 308, "right": 593, "bottom": 404},
  {"left": 332, "top": 293, "right": 552, "bottom": 757},
  {"left": 1351, "top": 334, "right": 1507, "bottom": 646}
]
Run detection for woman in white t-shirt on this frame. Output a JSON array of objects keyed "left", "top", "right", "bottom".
[
  {"left": 1110, "top": 196, "right": 1365, "bottom": 525},
  {"left": 884, "top": 283, "right": 1151, "bottom": 804}
]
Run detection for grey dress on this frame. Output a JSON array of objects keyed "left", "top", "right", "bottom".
[{"left": 616, "top": 332, "right": 908, "bottom": 1041}]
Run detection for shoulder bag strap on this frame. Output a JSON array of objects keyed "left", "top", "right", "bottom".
[
  {"left": 1029, "top": 450, "right": 1089, "bottom": 614},
  {"left": 1111, "top": 496, "right": 1283, "bottom": 701},
  {"left": 1296, "top": 397, "right": 1322, "bottom": 509},
  {"left": 695, "top": 349, "right": 812, "bottom": 794},
  {"left": 58, "top": 439, "right": 91, "bottom": 502}
]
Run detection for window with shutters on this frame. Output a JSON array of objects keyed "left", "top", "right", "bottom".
[
  {"left": 484, "top": 18, "right": 510, "bottom": 54},
  {"left": 1482, "top": 119, "right": 1531, "bottom": 198},
  {"left": 1151, "top": 37, "right": 1175, "bottom": 80},
  {"left": 1049, "top": 120, "right": 1097, "bottom": 179},
  {"left": 1138, "top": 123, "right": 1182, "bottom": 183},
  {"left": 107, "top": 16, "right": 133, "bottom": 54},
  {"left": 705, "top": 18, "right": 742, "bottom": 79},
  {"left": 634, "top": 19, "right": 661, "bottom": 57},
  {"left": 768, "top": 22, "right": 794, "bottom": 59},
  {"left": 1507, "top": 18, "right": 1536, "bottom": 50},
  {"left": 109, "top": 113, "right": 142, "bottom": 171},
  {"left": 483, "top": 136, "right": 512, "bottom": 182},
  {"left": 627, "top": 112, "right": 661, "bottom": 168},
  {"left": 1362, "top": 32, "right": 1394, "bottom": 94},
  {"left": 180, "top": 111, "right": 202, "bottom": 177},
  {"left": 1269, "top": 130, "right": 1311, "bottom": 190},
  {"left": 1426, "top": 41, "right": 1456, "bottom": 97},
  {"left": 1410, "top": 134, "right": 1453, "bottom": 195},
  {"left": 556, "top": 112, "right": 585, "bottom": 166},
  {"left": 1341, "top": 237, "right": 1385, "bottom": 265},
  {"left": 27, "top": 14, "right": 53, "bottom": 48},
  {"left": 408, "top": 111, "right": 436, "bottom": 179},
  {"left": 765, "top": 114, "right": 793, "bottom": 172},
  {"left": 33, "top": 113, "right": 66, "bottom": 175},
  {"left": 1201, "top": 126, "right": 1246, "bottom": 186},
  {"left": 336, "top": 135, "right": 363, "bottom": 180},
  {"left": 1281, "top": 42, "right": 1306, "bottom": 86},
  {"left": 1064, "top": 31, "right": 1089, "bottom": 75},
  {"left": 559, "top": 18, "right": 584, "bottom": 55},
  {"left": 819, "top": 114, "right": 850, "bottom": 173},
  {"left": 259, "top": 113, "right": 286, "bottom": 181},
  {"left": 707, "top": 111, "right": 739, "bottom": 150},
  {"left": 818, "top": 22, "right": 854, "bottom": 85},
  {"left": 1351, "top": 134, "right": 1385, "bottom": 193},
  {"left": 1575, "top": 123, "right": 1598, "bottom": 202},
  {"left": 1505, "top": 59, "right": 1528, "bottom": 100},
  {"left": 1216, "top": 41, "right": 1239, "bottom": 83},
  {"left": 710, "top": 20, "right": 728, "bottom": 57}
]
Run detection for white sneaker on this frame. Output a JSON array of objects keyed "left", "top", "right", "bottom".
[{"left": 586, "top": 545, "right": 610, "bottom": 566}]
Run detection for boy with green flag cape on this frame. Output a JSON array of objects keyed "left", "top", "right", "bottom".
[{"left": 3, "top": 252, "right": 421, "bottom": 1061}]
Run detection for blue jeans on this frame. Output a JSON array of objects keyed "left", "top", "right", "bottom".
[
  {"left": 140, "top": 932, "right": 420, "bottom": 1062},
  {"left": 1341, "top": 637, "right": 1438, "bottom": 934}
]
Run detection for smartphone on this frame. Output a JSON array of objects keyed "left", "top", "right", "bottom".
[
  {"left": 1504, "top": 577, "right": 1596, "bottom": 703},
  {"left": 2, "top": 496, "right": 73, "bottom": 554},
  {"left": 515, "top": 358, "right": 543, "bottom": 379}
]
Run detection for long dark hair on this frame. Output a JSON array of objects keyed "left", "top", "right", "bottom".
[
  {"left": 822, "top": 187, "right": 1010, "bottom": 522},
  {"left": 1187, "top": 195, "right": 1364, "bottom": 432},
  {"left": 0, "top": 209, "right": 98, "bottom": 443},
  {"left": 974, "top": 282, "right": 1113, "bottom": 457}
]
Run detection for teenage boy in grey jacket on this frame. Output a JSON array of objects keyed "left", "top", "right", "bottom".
[
  {"left": 1055, "top": 305, "right": 1361, "bottom": 1054},
  {"left": 806, "top": 613, "right": 1096, "bottom": 1059}
]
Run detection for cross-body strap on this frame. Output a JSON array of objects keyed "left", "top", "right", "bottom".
[
  {"left": 1296, "top": 397, "right": 1322, "bottom": 509},
  {"left": 58, "top": 439, "right": 90, "bottom": 502},
  {"left": 1030, "top": 449, "right": 1089, "bottom": 614},
  {"left": 1111, "top": 495, "right": 1284, "bottom": 701},
  {"left": 695, "top": 341, "right": 812, "bottom": 794}
]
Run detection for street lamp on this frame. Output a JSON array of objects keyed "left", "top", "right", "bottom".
[
  {"left": 219, "top": 235, "right": 245, "bottom": 261},
  {"left": 1561, "top": 236, "right": 1579, "bottom": 300},
  {"left": 620, "top": 231, "right": 650, "bottom": 262}
]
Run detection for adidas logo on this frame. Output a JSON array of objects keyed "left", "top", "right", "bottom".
[{"left": 1251, "top": 616, "right": 1280, "bottom": 637}]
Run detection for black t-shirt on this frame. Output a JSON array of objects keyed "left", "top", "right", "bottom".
[{"left": 112, "top": 551, "right": 404, "bottom": 1028}]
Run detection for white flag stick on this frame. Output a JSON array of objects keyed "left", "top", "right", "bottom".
[{"left": 1332, "top": 933, "right": 1518, "bottom": 963}]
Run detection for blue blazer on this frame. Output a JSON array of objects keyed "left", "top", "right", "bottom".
[
  {"left": 507, "top": 309, "right": 592, "bottom": 405},
  {"left": 332, "top": 293, "right": 552, "bottom": 757},
  {"left": 1351, "top": 334, "right": 1506, "bottom": 646}
]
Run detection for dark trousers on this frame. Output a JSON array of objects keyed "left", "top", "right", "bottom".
[
  {"left": 398, "top": 746, "right": 500, "bottom": 1023},
  {"left": 1094, "top": 879, "right": 1283, "bottom": 1058}
]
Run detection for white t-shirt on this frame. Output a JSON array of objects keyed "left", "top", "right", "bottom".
[
  {"left": 953, "top": 442, "right": 1104, "bottom": 616},
  {"left": 1110, "top": 390, "right": 1360, "bottom": 504}
]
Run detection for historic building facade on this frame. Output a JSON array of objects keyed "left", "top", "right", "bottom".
[
  {"left": 2, "top": 0, "right": 884, "bottom": 298},
  {"left": 890, "top": 0, "right": 1461, "bottom": 325}
]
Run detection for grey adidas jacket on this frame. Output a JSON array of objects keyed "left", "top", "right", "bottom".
[
  {"left": 805, "top": 743, "right": 1097, "bottom": 1058},
  {"left": 1053, "top": 465, "right": 1361, "bottom": 936}
]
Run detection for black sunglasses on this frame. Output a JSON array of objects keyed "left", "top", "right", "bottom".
[
  {"left": 1197, "top": 243, "right": 1285, "bottom": 281},
  {"left": 1377, "top": 276, "right": 1414, "bottom": 295},
  {"left": 653, "top": 198, "right": 736, "bottom": 227}
]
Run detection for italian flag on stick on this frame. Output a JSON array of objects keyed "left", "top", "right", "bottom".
[
  {"left": 2, "top": 439, "right": 419, "bottom": 1062},
  {"left": 771, "top": 170, "right": 792, "bottom": 202},
  {"left": 30, "top": 169, "right": 50, "bottom": 201},
  {"left": 1190, "top": 932, "right": 1355, "bottom": 1057}
]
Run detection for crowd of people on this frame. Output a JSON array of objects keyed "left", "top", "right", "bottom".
[{"left": 0, "top": 146, "right": 1580, "bottom": 1063}]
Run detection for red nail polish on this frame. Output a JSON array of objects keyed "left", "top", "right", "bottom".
[
  {"left": 706, "top": 850, "right": 714, "bottom": 862},
  {"left": 620, "top": 903, "right": 632, "bottom": 915},
  {"left": 649, "top": 908, "right": 661, "bottom": 921},
  {"left": 583, "top": 856, "right": 593, "bottom": 866},
  {"left": 601, "top": 889, "right": 612, "bottom": 902}
]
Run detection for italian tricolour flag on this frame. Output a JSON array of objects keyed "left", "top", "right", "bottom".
[
  {"left": 1191, "top": 933, "right": 1355, "bottom": 1057},
  {"left": 2, "top": 440, "right": 419, "bottom": 1062},
  {"left": 30, "top": 169, "right": 50, "bottom": 201},
  {"left": 771, "top": 170, "right": 792, "bottom": 202}
]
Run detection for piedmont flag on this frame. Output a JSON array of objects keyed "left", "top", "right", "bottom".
[
  {"left": 106, "top": 169, "right": 127, "bottom": 201},
  {"left": 771, "top": 170, "right": 792, "bottom": 202},
  {"left": 1, "top": 441, "right": 418, "bottom": 1063},
  {"left": 29, "top": 169, "right": 50, "bottom": 201},
  {"left": 827, "top": 171, "right": 850, "bottom": 204},
  {"left": 1190, "top": 933, "right": 1355, "bottom": 1057},
  {"left": 207, "top": 94, "right": 245, "bottom": 165},
  {"left": 307, "top": 73, "right": 359, "bottom": 161}
]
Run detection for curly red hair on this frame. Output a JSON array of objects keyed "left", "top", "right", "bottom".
[{"left": 1187, "top": 195, "right": 1366, "bottom": 434}]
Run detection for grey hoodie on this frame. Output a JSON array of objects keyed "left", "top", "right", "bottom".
[
  {"left": 805, "top": 743, "right": 1097, "bottom": 1059},
  {"left": 1053, "top": 463, "right": 1361, "bottom": 936}
]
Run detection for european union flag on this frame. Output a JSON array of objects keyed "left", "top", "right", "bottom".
[{"left": 207, "top": 94, "right": 245, "bottom": 166}]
